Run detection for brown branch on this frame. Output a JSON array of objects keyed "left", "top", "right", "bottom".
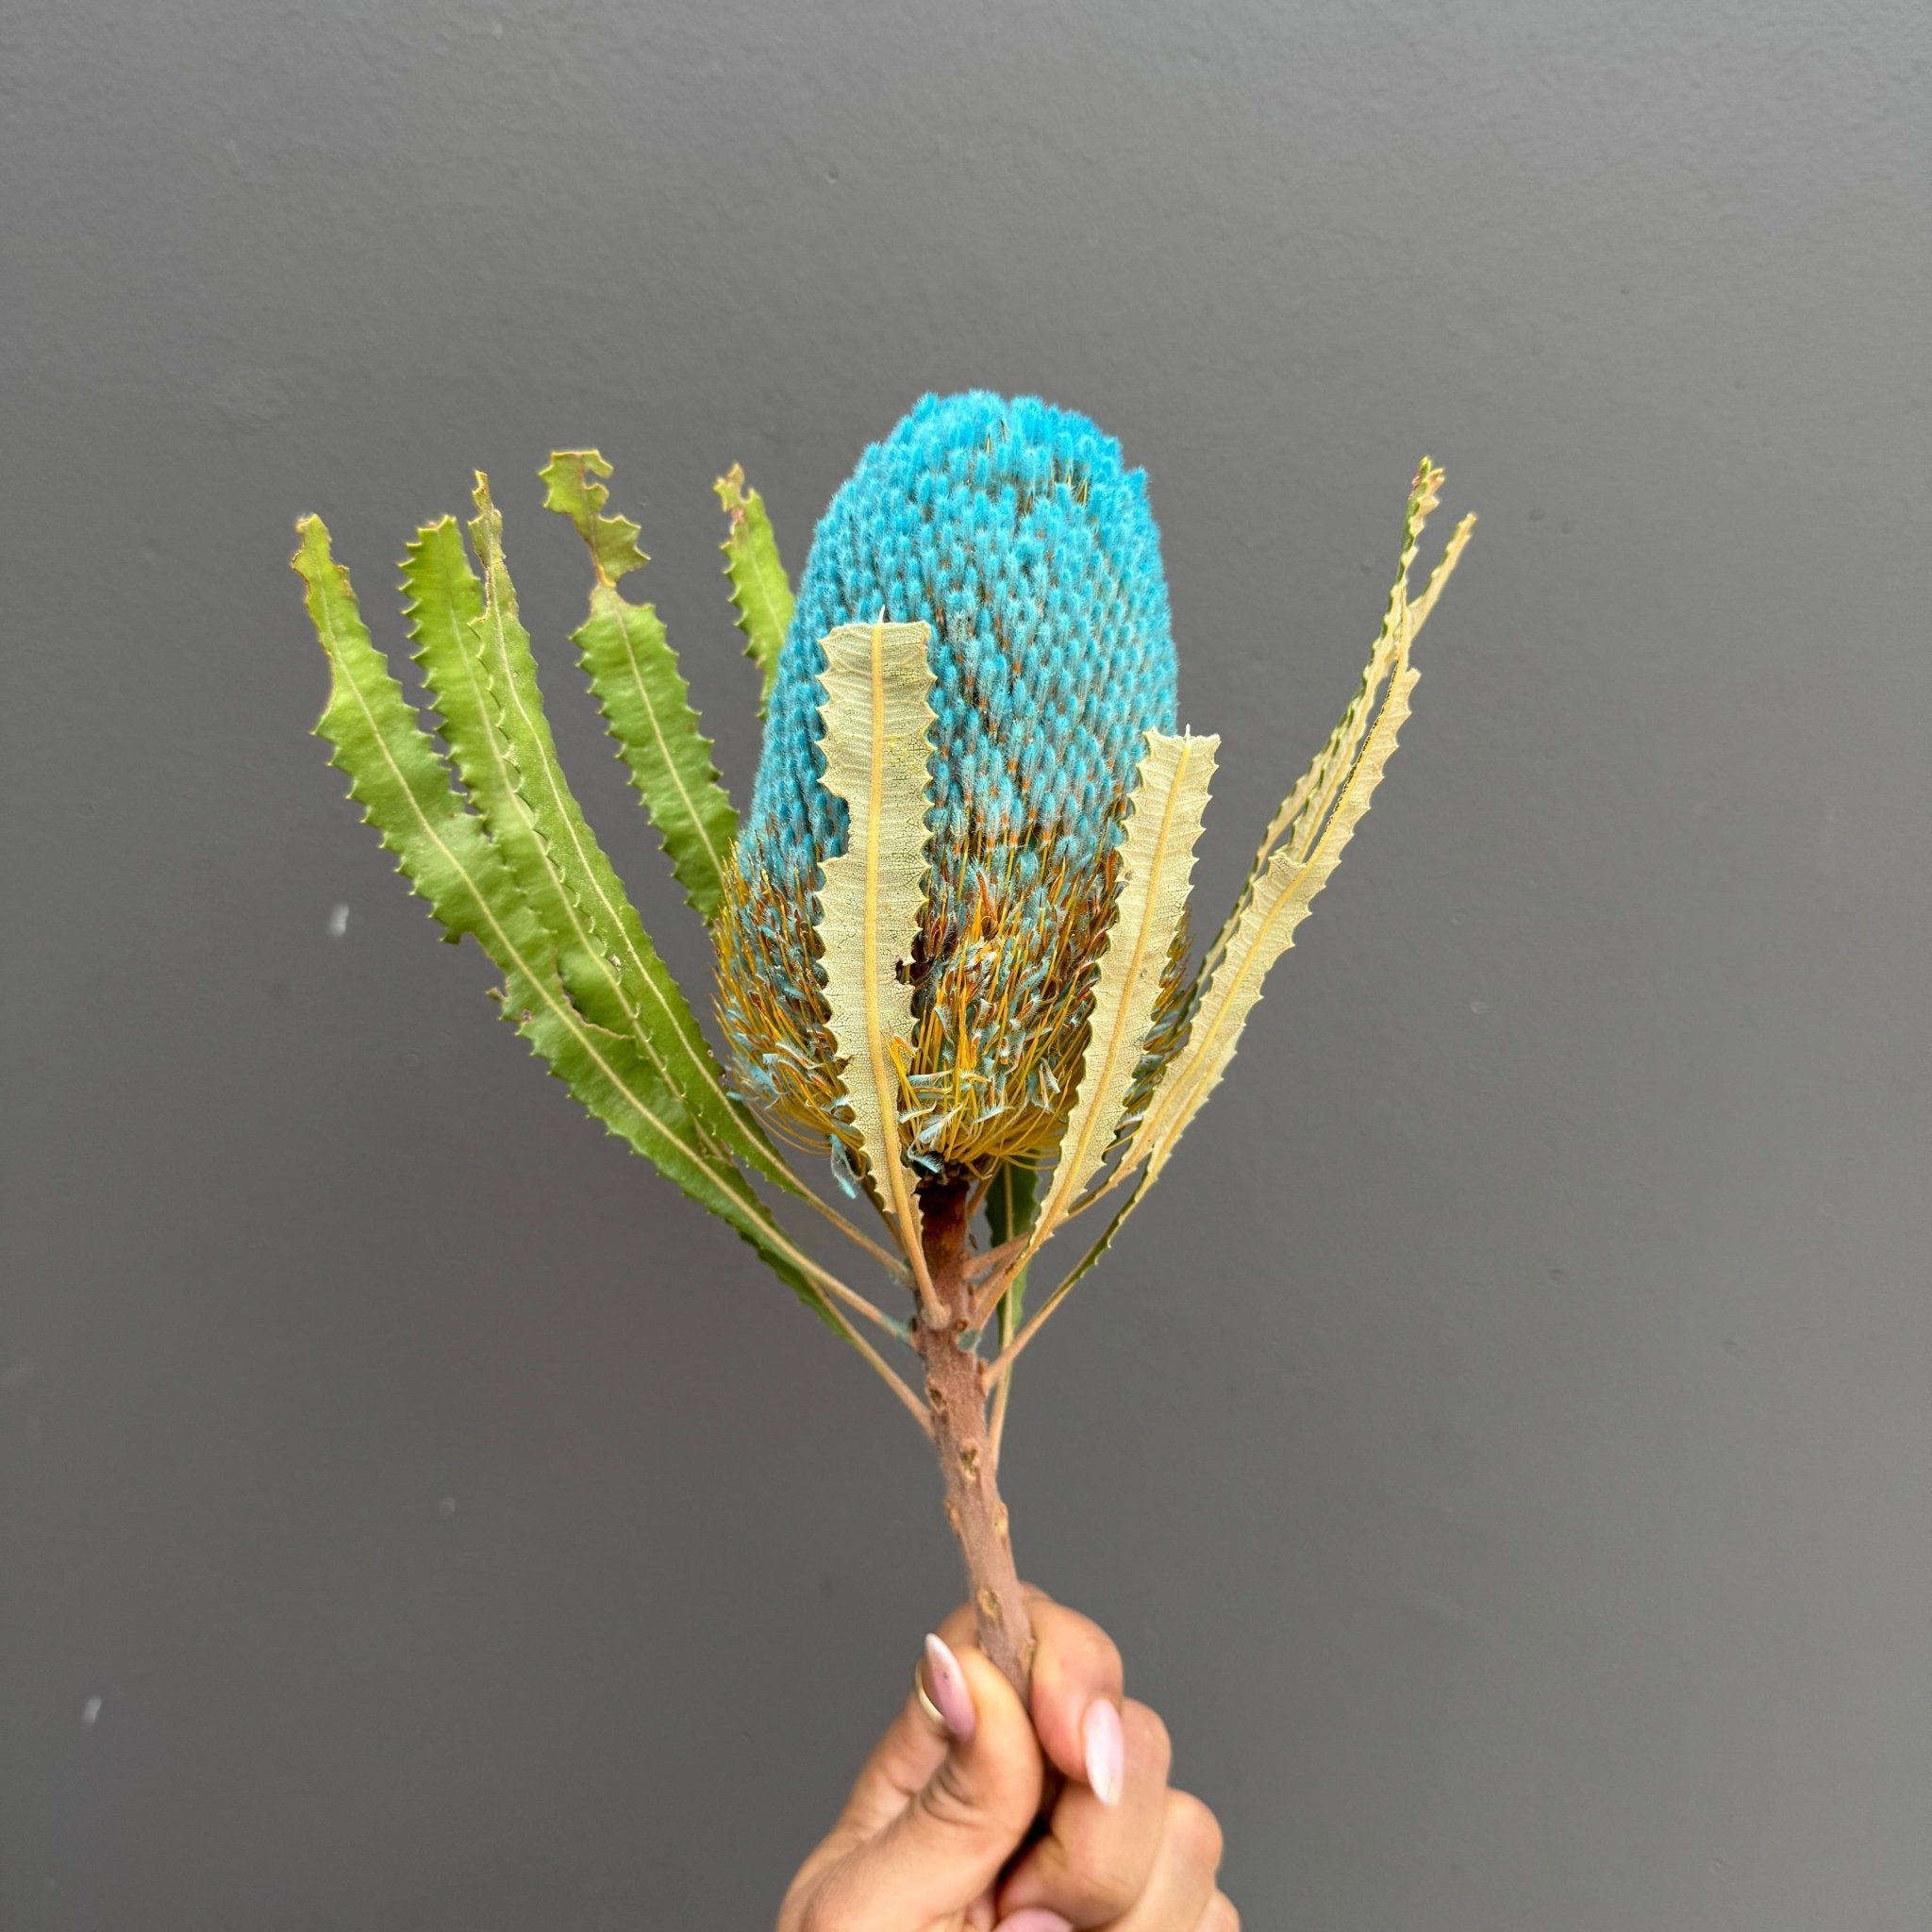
[{"left": 914, "top": 1178, "right": 1037, "bottom": 1697}]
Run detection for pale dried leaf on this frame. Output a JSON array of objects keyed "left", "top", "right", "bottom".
[
  {"left": 1140, "top": 658, "right": 1420, "bottom": 1188},
  {"left": 812, "top": 621, "right": 938, "bottom": 1278},
  {"left": 1406, "top": 510, "right": 1476, "bottom": 635},
  {"left": 1024, "top": 730, "right": 1217, "bottom": 1259},
  {"left": 1197, "top": 461, "right": 1458, "bottom": 994}
]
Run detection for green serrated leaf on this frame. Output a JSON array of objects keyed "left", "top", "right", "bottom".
[
  {"left": 444, "top": 476, "right": 798, "bottom": 1197},
  {"left": 539, "top": 449, "right": 648, "bottom": 587},
  {"left": 714, "top": 463, "right": 793, "bottom": 716},
  {"left": 294, "top": 513, "right": 841, "bottom": 1335},
  {"left": 405, "top": 501, "right": 633, "bottom": 1037},
  {"left": 463, "top": 474, "right": 672, "bottom": 1042},
  {"left": 405, "top": 493, "right": 803, "bottom": 1204},
  {"left": 403, "top": 514, "right": 491, "bottom": 773},
  {"left": 296, "top": 514, "right": 544, "bottom": 964},
  {"left": 541, "top": 452, "right": 740, "bottom": 925}
]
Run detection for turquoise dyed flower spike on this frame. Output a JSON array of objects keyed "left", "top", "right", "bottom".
[{"left": 293, "top": 394, "right": 1474, "bottom": 1694}]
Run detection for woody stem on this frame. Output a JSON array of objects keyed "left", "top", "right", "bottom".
[{"left": 914, "top": 1178, "right": 1036, "bottom": 1698}]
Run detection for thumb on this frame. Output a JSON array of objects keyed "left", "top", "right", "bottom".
[{"left": 818, "top": 1635, "right": 1044, "bottom": 1931}]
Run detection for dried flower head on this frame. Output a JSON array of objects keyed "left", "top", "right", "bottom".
[{"left": 715, "top": 392, "right": 1193, "bottom": 1184}]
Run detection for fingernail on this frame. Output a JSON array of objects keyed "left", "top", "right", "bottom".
[
  {"left": 923, "top": 1633, "right": 976, "bottom": 1742},
  {"left": 1082, "top": 1696, "right": 1124, "bottom": 1807},
  {"left": 993, "top": 1911, "right": 1075, "bottom": 1932}
]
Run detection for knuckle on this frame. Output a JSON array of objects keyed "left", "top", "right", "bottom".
[
  {"left": 1166, "top": 1789, "right": 1225, "bottom": 1876},
  {"left": 915, "top": 1752, "right": 984, "bottom": 1835},
  {"left": 1202, "top": 1890, "right": 1241, "bottom": 1932}
]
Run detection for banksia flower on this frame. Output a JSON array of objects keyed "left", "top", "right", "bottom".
[
  {"left": 293, "top": 392, "right": 1472, "bottom": 1697},
  {"left": 714, "top": 391, "right": 1190, "bottom": 1189}
]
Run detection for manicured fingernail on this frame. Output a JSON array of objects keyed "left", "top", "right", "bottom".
[
  {"left": 923, "top": 1633, "right": 976, "bottom": 1741},
  {"left": 1082, "top": 1696, "right": 1124, "bottom": 1806},
  {"left": 993, "top": 1911, "right": 1075, "bottom": 1932}
]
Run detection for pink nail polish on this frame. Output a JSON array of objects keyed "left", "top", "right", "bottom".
[
  {"left": 1082, "top": 1696, "right": 1124, "bottom": 1807},
  {"left": 923, "top": 1633, "right": 976, "bottom": 1742},
  {"left": 993, "top": 1911, "right": 1075, "bottom": 1932}
]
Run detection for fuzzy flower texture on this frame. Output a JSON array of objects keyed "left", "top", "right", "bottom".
[{"left": 713, "top": 391, "right": 1195, "bottom": 1187}]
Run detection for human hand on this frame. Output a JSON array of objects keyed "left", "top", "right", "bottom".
[{"left": 778, "top": 1586, "right": 1236, "bottom": 1931}]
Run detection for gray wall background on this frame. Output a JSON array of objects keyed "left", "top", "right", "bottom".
[{"left": 5, "top": 2, "right": 1926, "bottom": 1926}]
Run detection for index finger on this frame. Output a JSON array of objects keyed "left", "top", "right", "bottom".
[{"left": 1023, "top": 1593, "right": 1127, "bottom": 1789}]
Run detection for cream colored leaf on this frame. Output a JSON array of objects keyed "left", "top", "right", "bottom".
[
  {"left": 1198, "top": 462, "right": 1467, "bottom": 994},
  {"left": 1022, "top": 730, "right": 1218, "bottom": 1264},
  {"left": 1139, "top": 655, "right": 1420, "bottom": 1189},
  {"left": 985, "top": 469, "right": 1472, "bottom": 1383},
  {"left": 813, "top": 620, "right": 939, "bottom": 1299},
  {"left": 996, "top": 658, "right": 1419, "bottom": 1383},
  {"left": 1405, "top": 508, "right": 1476, "bottom": 636},
  {"left": 1145, "top": 460, "right": 1474, "bottom": 1181}
]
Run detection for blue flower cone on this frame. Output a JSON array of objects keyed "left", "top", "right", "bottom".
[{"left": 715, "top": 391, "right": 1190, "bottom": 1183}]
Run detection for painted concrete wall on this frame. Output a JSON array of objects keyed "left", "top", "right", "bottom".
[{"left": 6, "top": 3, "right": 1926, "bottom": 1924}]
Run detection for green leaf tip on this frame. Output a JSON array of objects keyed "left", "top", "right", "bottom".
[
  {"left": 714, "top": 462, "right": 792, "bottom": 716},
  {"left": 456, "top": 470, "right": 792, "bottom": 1194},
  {"left": 291, "top": 512, "right": 491, "bottom": 950},
  {"left": 541, "top": 453, "right": 741, "bottom": 926},
  {"left": 541, "top": 449, "right": 649, "bottom": 588}
]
